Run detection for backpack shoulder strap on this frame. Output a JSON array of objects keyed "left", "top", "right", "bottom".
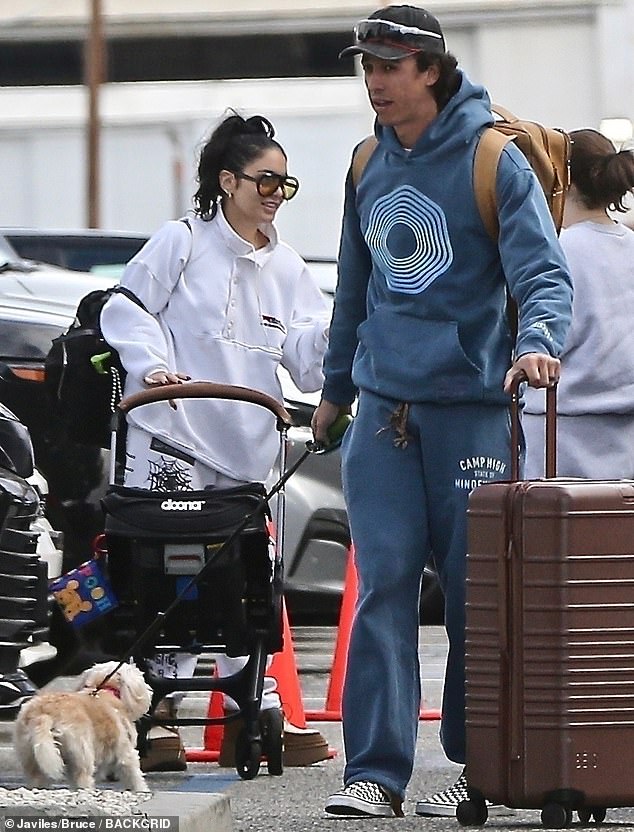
[
  {"left": 112, "top": 285, "right": 147, "bottom": 312},
  {"left": 179, "top": 216, "right": 193, "bottom": 268},
  {"left": 473, "top": 125, "right": 519, "bottom": 342},
  {"left": 490, "top": 104, "right": 517, "bottom": 124},
  {"left": 113, "top": 218, "right": 192, "bottom": 315},
  {"left": 473, "top": 127, "right": 514, "bottom": 241},
  {"left": 352, "top": 135, "right": 379, "bottom": 189}
]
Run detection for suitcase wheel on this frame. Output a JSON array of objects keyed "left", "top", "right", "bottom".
[
  {"left": 577, "top": 808, "right": 606, "bottom": 825},
  {"left": 541, "top": 803, "right": 573, "bottom": 828},
  {"left": 456, "top": 798, "right": 488, "bottom": 826}
]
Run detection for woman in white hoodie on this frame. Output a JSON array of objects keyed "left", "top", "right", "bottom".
[
  {"left": 101, "top": 112, "right": 331, "bottom": 771},
  {"left": 523, "top": 129, "right": 634, "bottom": 478},
  {"left": 102, "top": 112, "right": 329, "bottom": 487}
]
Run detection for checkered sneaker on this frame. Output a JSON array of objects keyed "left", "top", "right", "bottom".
[
  {"left": 325, "top": 780, "right": 403, "bottom": 817},
  {"left": 415, "top": 770, "right": 510, "bottom": 818}
]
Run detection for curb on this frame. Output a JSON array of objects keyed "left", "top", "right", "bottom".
[
  {"left": 142, "top": 791, "right": 232, "bottom": 832},
  {"left": 0, "top": 790, "right": 233, "bottom": 832}
]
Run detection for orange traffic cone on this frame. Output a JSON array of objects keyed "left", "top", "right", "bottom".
[
  {"left": 186, "top": 685, "right": 223, "bottom": 762},
  {"left": 305, "top": 545, "right": 441, "bottom": 722},
  {"left": 267, "top": 599, "right": 308, "bottom": 728},
  {"left": 268, "top": 598, "right": 336, "bottom": 762},
  {"left": 305, "top": 545, "right": 357, "bottom": 721}
]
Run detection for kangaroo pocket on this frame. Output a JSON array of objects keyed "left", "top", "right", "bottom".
[{"left": 355, "top": 309, "right": 484, "bottom": 401}]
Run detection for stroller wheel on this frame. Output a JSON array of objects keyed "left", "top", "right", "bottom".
[
  {"left": 235, "top": 729, "right": 261, "bottom": 780},
  {"left": 261, "top": 707, "right": 284, "bottom": 776}
]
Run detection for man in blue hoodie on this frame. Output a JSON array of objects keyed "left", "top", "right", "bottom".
[{"left": 312, "top": 5, "right": 573, "bottom": 819}]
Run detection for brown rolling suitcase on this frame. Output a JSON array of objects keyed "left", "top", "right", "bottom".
[{"left": 459, "top": 383, "right": 634, "bottom": 829}]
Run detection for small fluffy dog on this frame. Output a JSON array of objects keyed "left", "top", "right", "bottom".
[{"left": 14, "top": 661, "right": 152, "bottom": 791}]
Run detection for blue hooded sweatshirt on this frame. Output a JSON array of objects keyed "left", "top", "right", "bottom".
[{"left": 322, "top": 71, "right": 573, "bottom": 406}]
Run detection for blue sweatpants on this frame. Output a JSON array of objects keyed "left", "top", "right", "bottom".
[{"left": 340, "top": 390, "right": 512, "bottom": 799}]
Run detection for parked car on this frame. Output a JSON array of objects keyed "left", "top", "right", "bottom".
[
  {"left": 1, "top": 226, "right": 340, "bottom": 293},
  {"left": 0, "top": 236, "right": 118, "bottom": 559},
  {"left": 0, "top": 399, "right": 66, "bottom": 706},
  {"left": 1, "top": 227, "right": 147, "bottom": 276},
  {"left": 0, "top": 231, "right": 445, "bottom": 625}
]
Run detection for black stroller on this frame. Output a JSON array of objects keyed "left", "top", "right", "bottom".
[{"left": 101, "top": 381, "right": 292, "bottom": 780}]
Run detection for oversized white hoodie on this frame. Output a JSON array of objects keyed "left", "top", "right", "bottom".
[{"left": 100, "top": 209, "right": 330, "bottom": 482}]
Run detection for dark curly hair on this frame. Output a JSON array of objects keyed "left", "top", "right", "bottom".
[
  {"left": 415, "top": 51, "right": 460, "bottom": 111},
  {"left": 193, "top": 111, "right": 287, "bottom": 219},
  {"left": 569, "top": 128, "right": 634, "bottom": 212}
]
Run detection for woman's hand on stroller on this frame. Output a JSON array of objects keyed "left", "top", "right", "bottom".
[{"left": 143, "top": 370, "right": 191, "bottom": 409}]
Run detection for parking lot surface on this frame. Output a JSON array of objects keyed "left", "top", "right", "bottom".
[{"left": 3, "top": 627, "right": 634, "bottom": 831}]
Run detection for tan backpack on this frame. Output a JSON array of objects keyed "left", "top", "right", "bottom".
[{"left": 351, "top": 105, "right": 571, "bottom": 239}]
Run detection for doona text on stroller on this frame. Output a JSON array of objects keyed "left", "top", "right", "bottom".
[{"left": 101, "top": 381, "right": 292, "bottom": 780}]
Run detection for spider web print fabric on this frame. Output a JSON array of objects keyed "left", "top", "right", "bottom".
[
  {"left": 121, "top": 425, "right": 238, "bottom": 491},
  {"left": 147, "top": 457, "right": 193, "bottom": 491}
]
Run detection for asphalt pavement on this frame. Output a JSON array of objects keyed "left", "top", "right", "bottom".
[{"left": 3, "top": 627, "right": 634, "bottom": 831}]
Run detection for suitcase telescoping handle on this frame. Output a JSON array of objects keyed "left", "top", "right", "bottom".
[{"left": 509, "top": 376, "right": 557, "bottom": 481}]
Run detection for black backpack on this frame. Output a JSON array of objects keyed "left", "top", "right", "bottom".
[
  {"left": 45, "top": 286, "right": 147, "bottom": 448},
  {"left": 45, "top": 218, "right": 192, "bottom": 448}
]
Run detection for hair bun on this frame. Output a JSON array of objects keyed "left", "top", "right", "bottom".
[{"left": 245, "top": 115, "right": 275, "bottom": 139}]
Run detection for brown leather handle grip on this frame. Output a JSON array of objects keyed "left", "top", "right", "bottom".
[
  {"left": 118, "top": 381, "right": 293, "bottom": 428},
  {"left": 510, "top": 377, "right": 557, "bottom": 481}
]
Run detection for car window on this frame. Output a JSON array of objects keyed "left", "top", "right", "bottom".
[
  {"left": 0, "top": 318, "right": 63, "bottom": 360},
  {"left": 0, "top": 236, "right": 23, "bottom": 269},
  {"left": 5, "top": 237, "right": 145, "bottom": 273}
]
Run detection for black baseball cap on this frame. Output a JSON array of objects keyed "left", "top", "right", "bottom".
[{"left": 339, "top": 5, "right": 446, "bottom": 61}]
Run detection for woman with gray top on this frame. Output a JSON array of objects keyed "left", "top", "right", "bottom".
[{"left": 523, "top": 129, "right": 634, "bottom": 478}]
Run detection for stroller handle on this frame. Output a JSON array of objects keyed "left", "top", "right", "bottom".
[{"left": 118, "top": 381, "right": 293, "bottom": 429}]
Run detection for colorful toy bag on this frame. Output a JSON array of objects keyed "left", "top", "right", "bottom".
[{"left": 50, "top": 555, "right": 118, "bottom": 628}]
